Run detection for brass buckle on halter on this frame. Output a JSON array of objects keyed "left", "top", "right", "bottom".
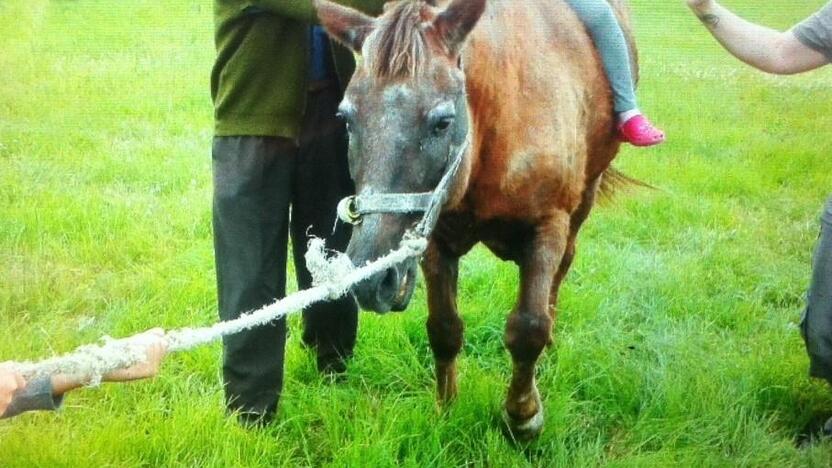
[{"left": 337, "top": 195, "right": 363, "bottom": 225}]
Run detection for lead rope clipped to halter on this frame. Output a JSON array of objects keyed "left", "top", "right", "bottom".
[{"left": 7, "top": 138, "right": 469, "bottom": 384}]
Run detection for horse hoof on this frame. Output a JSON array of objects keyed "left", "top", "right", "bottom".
[{"left": 502, "top": 407, "right": 544, "bottom": 441}]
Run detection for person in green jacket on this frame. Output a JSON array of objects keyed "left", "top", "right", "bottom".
[{"left": 211, "top": 0, "right": 386, "bottom": 426}]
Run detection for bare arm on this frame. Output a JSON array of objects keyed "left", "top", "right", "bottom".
[
  {"left": 0, "top": 329, "right": 167, "bottom": 419},
  {"left": 50, "top": 330, "right": 169, "bottom": 395},
  {"left": 686, "top": 0, "right": 829, "bottom": 75}
]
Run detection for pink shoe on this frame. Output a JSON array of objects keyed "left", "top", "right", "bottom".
[{"left": 618, "top": 114, "right": 665, "bottom": 147}]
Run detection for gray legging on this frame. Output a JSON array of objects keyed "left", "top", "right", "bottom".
[{"left": 565, "top": 0, "right": 638, "bottom": 114}]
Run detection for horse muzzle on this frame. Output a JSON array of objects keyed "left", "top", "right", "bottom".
[{"left": 351, "top": 259, "right": 418, "bottom": 313}]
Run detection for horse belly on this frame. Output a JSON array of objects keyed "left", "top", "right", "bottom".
[
  {"left": 464, "top": 147, "right": 585, "bottom": 223},
  {"left": 478, "top": 219, "right": 537, "bottom": 262},
  {"left": 434, "top": 211, "right": 536, "bottom": 263}
]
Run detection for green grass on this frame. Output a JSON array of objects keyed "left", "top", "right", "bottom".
[{"left": 2, "top": 0, "right": 832, "bottom": 465}]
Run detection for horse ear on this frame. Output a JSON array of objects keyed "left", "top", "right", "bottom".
[
  {"left": 315, "top": 0, "right": 376, "bottom": 52},
  {"left": 431, "top": 0, "right": 486, "bottom": 57}
]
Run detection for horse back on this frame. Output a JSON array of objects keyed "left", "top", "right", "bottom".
[{"left": 457, "top": 0, "right": 634, "bottom": 222}]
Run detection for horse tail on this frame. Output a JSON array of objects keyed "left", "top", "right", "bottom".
[{"left": 598, "top": 167, "right": 653, "bottom": 200}]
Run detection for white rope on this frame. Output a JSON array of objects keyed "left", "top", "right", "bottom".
[
  {"left": 7, "top": 135, "right": 467, "bottom": 384},
  {"left": 8, "top": 236, "right": 428, "bottom": 382}
]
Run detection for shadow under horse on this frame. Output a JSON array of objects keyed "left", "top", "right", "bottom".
[{"left": 316, "top": 0, "right": 637, "bottom": 439}]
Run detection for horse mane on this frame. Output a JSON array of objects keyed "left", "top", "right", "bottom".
[{"left": 369, "top": 1, "right": 431, "bottom": 81}]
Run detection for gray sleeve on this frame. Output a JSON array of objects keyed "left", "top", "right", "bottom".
[
  {"left": 792, "top": 1, "right": 832, "bottom": 62},
  {"left": 0, "top": 376, "right": 64, "bottom": 419}
]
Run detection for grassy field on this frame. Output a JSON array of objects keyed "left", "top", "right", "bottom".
[{"left": 2, "top": 0, "right": 832, "bottom": 465}]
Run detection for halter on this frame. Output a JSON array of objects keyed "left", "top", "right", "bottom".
[{"left": 336, "top": 137, "right": 469, "bottom": 238}]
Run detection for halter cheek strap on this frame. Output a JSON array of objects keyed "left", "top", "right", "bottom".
[{"left": 336, "top": 137, "right": 469, "bottom": 237}]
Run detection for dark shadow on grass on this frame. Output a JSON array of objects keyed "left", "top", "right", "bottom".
[{"left": 795, "top": 413, "right": 831, "bottom": 448}]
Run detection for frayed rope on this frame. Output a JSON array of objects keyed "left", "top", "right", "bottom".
[{"left": 8, "top": 234, "right": 428, "bottom": 382}]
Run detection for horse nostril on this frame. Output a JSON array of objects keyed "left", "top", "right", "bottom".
[{"left": 380, "top": 267, "right": 399, "bottom": 294}]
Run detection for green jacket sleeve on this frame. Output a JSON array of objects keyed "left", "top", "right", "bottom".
[{"left": 248, "top": 0, "right": 387, "bottom": 24}]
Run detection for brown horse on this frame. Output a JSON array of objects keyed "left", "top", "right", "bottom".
[{"left": 316, "top": 0, "right": 635, "bottom": 439}]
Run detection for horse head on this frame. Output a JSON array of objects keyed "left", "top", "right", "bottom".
[{"left": 316, "top": 0, "right": 485, "bottom": 313}]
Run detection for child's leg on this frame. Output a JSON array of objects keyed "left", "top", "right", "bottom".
[
  {"left": 565, "top": 0, "right": 664, "bottom": 146},
  {"left": 565, "top": 0, "right": 637, "bottom": 114}
]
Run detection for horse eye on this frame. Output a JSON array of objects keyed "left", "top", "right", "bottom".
[{"left": 433, "top": 117, "right": 453, "bottom": 135}]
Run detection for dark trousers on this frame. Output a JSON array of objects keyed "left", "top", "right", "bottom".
[
  {"left": 212, "top": 85, "right": 357, "bottom": 419},
  {"left": 802, "top": 197, "right": 832, "bottom": 382}
]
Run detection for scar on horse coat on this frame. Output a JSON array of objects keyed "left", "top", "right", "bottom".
[{"left": 316, "top": 0, "right": 637, "bottom": 439}]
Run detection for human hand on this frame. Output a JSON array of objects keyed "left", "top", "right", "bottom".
[
  {"left": 0, "top": 365, "right": 26, "bottom": 417},
  {"left": 103, "top": 328, "right": 169, "bottom": 382}
]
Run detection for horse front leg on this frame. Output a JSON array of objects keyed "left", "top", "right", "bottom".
[
  {"left": 422, "top": 240, "right": 463, "bottom": 404},
  {"left": 503, "top": 212, "right": 569, "bottom": 440}
]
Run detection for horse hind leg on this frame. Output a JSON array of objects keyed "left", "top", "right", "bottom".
[
  {"left": 422, "top": 240, "right": 464, "bottom": 404},
  {"left": 503, "top": 211, "right": 569, "bottom": 440},
  {"left": 546, "top": 239, "right": 575, "bottom": 343},
  {"left": 547, "top": 176, "right": 601, "bottom": 338}
]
